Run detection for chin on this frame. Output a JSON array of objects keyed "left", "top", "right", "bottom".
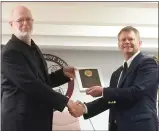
[
  {"left": 17, "top": 32, "right": 32, "bottom": 38},
  {"left": 22, "top": 31, "right": 32, "bottom": 36},
  {"left": 122, "top": 50, "right": 132, "bottom": 55},
  {"left": 123, "top": 48, "right": 133, "bottom": 53},
  {"left": 14, "top": 28, "right": 32, "bottom": 37}
]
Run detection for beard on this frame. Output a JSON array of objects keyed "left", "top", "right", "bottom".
[
  {"left": 14, "top": 26, "right": 33, "bottom": 40},
  {"left": 13, "top": 27, "right": 33, "bottom": 45}
]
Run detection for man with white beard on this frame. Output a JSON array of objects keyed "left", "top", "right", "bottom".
[{"left": 1, "top": 6, "right": 83, "bottom": 131}]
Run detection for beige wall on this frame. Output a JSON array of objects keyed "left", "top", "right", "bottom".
[{"left": 2, "top": 2, "right": 158, "bottom": 52}]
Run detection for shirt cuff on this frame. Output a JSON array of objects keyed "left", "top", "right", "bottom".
[{"left": 83, "top": 103, "right": 88, "bottom": 114}]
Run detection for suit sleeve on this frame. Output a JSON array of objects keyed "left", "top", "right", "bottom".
[
  {"left": 83, "top": 97, "right": 112, "bottom": 119},
  {"left": 103, "top": 58, "right": 158, "bottom": 102},
  {"left": 2, "top": 50, "right": 69, "bottom": 112},
  {"left": 49, "top": 69, "right": 70, "bottom": 87},
  {"left": 83, "top": 71, "right": 117, "bottom": 119}
]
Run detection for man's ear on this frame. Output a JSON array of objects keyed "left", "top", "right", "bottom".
[{"left": 139, "top": 40, "right": 142, "bottom": 46}]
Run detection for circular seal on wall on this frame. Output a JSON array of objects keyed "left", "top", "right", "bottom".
[{"left": 43, "top": 53, "right": 74, "bottom": 98}]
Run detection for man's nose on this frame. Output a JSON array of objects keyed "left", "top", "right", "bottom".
[
  {"left": 125, "top": 39, "right": 130, "bottom": 44},
  {"left": 23, "top": 20, "right": 28, "bottom": 25}
]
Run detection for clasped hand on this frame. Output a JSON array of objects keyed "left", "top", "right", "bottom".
[{"left": 67, "top": 100, "right": 85, "bottom": 117}]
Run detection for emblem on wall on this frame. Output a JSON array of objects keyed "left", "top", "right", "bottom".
[{"left": 43, "top": 54, "right": 74, "bottom": 98}]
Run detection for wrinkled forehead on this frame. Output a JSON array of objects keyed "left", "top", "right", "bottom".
[{"left": 11, "top": 8, "right": 32, "bottom": 21}]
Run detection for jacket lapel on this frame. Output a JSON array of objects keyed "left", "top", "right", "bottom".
[
  {"left": 117, "top": 52, "right": 142, "bottom": 88},
  {"left": 32, "top": 43, "right": 50, "bottom": 83},
  {"left": 110, "top": 67, "right": 123, "bottom": 88},
  {"left": 10, "top": 35, "right": 50, "bottom": 83}
]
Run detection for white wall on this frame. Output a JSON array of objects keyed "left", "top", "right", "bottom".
[
  {"left": 2, "top": 2, "right": 158, "bottom": 51},
  {"left": 2, "top": 35, "right": 158, "bottom": 52},
  {"left": 2, "top": 2, "right": 158, "bottom": 25},
  {"left": 41, "top": 49, "right": 157, "bottom": 130}
]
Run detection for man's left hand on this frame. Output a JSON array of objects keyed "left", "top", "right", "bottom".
[
  {"left": 63, "top": 66, "right": 77, "bottom": 79},
  {"left": 86, "top": 86, "right": 103, "bottom": 97}
]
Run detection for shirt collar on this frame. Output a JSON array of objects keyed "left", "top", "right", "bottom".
[{"left": 123, "top": 50, "right": 140, "bottom": 68}]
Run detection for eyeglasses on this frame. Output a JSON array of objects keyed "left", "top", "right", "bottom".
[
  {"left": 119, "top": 38, "right": 135, "bottom": 42},
  {"left": 14, "top": 18, "right": 33, "bottom": 24}
]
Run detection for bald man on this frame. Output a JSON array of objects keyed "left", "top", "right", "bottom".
[{"left": 1, "top": 6, "right": 82, "bottom": 131}]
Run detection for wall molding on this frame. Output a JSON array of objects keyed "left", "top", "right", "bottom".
[
  {"left": 2, "top": 22, "right": 158, "bottom": 39},
  {"left": 2, "top": 34, "right": 158, "bottom": 52}
]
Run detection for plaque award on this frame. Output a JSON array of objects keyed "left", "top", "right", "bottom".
[{"left": 75, "top": 68, "right": 105, "bottom": 92}]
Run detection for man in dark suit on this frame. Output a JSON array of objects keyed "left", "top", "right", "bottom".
[
  {"left": 70, "top": 26, "right": 158, "bottom": 131},
  {"left": 1, "top": 6, "right": 83, "bottom": 131}
]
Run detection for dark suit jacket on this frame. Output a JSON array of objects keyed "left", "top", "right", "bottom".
[
  {"left": 1, "top": 35, "right": 70, "bottom": 131},
  {"left": 84, "top": 52, "right": 158, "bottom": 131}
]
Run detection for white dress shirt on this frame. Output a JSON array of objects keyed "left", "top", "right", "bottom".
[{"left": 116, "top": 50, "right": 140, "bottom": 88}]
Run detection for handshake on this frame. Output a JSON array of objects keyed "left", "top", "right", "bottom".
[
  {"left": 66, "top": 85, "right": 103, "bottom": 117},
  {"left": 66, "top": 100, "right": 86, "bottom": 118}
]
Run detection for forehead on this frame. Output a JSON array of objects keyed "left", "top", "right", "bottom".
[
  {"left": 119, "top": 31, "right": 137, "bottom": 39},
  {"left": 12, "top": 9, "right": 32, "bottom": 20}
]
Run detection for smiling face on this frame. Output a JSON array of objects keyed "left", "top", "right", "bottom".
[
  {"left": 118, "top": 29, "right": 142, "bottom": 59},
  {"left": 9, "top": 6, "right": 34, "bottom": 39}
]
